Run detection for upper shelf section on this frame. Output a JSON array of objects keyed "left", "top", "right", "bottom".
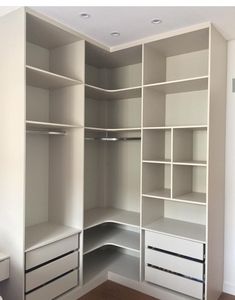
[
  {"left": 144, "top": 28, "right": 209, "bottom": 85},
  {"left": 85, "top": 84, "right": 141, "bottom": 100},
  {"left": 26, "top": 65, "right": 82, "bottom": 89}
]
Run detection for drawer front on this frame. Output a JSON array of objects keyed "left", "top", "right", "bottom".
[
  {"left": 26, "top": 251, "right": 78, "bottom": 292},
  {"left": 145, "top": 265, "right": 203, "bottom": 299},
  {"left": 26, "top": 270, "right": 78, "bottom": 300},
  {"left": 0, "top": 259, "right": 10, "bottom": 282},
  {"left": 145, "top": 231, "right": 204, "bottom": 260},
  {"left": 26, "top": 234, "right": 79, "bottom": 270},
  {"left": 146, "top": 248, "right": 203, "bottom": 280}
]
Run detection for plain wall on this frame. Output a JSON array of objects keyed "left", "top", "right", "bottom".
[{"left": 224, "top": 40, "right": 235, "bottom": 295}]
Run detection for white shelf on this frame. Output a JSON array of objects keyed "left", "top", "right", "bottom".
[
  {"left": 85, "top": 126, "right": 141, "bottom": 132},
  {"left": 143, "top": 188, "right": 171, "bottom": 200},
  {"left": 26, "top": 120, "right": 80, "bottom": 130},
  {"left": 85, "top": 84, "right": 142, "bottom": 100},
  {"left": 84, "top": 208, "right": 140, "bottom": 230},
  {"left": 26, "top": 65, "right": 82, "bottom": 89},
  {"left": 83, "top": 247, "right": 140, "bottom": 284},
  {"left": 143, "top": 160, "right": 171, "bottom": 164},
  {"left": 144, "top": 76, "right": 208, "bottom": 94},
  {"left": 143, "top": 217, "right": 206, "bottom": 243},
  {"left": 175, "top": 192, "right": 206, "bottom": 204},
  {"left": 143, "top": 125, "right": 208, "bottom": 130},
  {"left": 0, "top": 252, "right": 9, "bottom": 262},
  {"left": 25, "top": 222, "right": 81, "bottom": 252},
  {"left": 84, "top": 226, "right": 140, "bottom": 255},
  {"left": 173, "top": 160, "right": 207, "bottom": 166}
]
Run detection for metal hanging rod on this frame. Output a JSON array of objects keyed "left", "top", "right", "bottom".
[
  {"left": 85, "top": 137, "right": 141, "bottom": 141},
  {"left": 26, "top": 129, "right": 67, "bottom": 136}
]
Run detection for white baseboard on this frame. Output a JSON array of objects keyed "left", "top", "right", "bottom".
[{"left": 223, "top": 281, "right": 235, "bottom": 295}]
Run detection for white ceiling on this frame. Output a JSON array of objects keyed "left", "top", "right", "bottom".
[{"left": 1, "top": 6, "right": 235, "bottom": 49}]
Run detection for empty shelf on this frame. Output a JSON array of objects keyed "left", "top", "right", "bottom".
[
  {"left": 173, "top": 160, "right": 207, "bottom": 166},
  {"left": 26, "top": 65, "right": 82, "bottom": 89},
  {"left": 25, "top": 222, "right": 80, "bottom": 252},
  {"left": 84, "top": 208, "right": 140, "bottom": 230},
  {"left": 0, "top": 253, "right": 9, "bottom": 262},
  {"left": 84, "top": 226, "right": 140, "bottom": 254},
  {"left": 144, "top": 76, "right": 208, "bottom": 94},
  {"left": 85, "top": 84, "right": 142, "bottom": 100},
  {"left": 26, "top": 120, "right": 80, "bottom": 130},
  {"left": 85, "top": 127, "right": 141, "bottom": 132},
  {"left": 83, "top": 247, "right": 140, "bottom": 284},
  {"left": 143, "top": 160, "right": 171, "bottom": 164},
  {"left": 174, "top": 192, "right": 207, "bottom": 204},
  {"left": 143, "top": 188, "right": 171, "bottom": 199},
  {"left": 143, "top": 217, "right": 206, "bottom": 243},
  {"left": 143, "top": 125, "right": 208, "bottom": 130}
]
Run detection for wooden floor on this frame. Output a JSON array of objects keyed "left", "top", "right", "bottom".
[{"left": 79, "top": 281, "right": 235, "bottom": 300}]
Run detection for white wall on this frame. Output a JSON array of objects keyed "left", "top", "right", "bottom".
[{"left": 224, "top": 40, "right": 235, "bottom": 295}]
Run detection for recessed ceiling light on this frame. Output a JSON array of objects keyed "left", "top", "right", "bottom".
[
  {"left": 110, "top": 31, "right": 120, "bottom": 37},
  {"left": 80, "top": 12, "right": 90, "bottom": 19},
  {"left": 151, "top": 19, "right": 162, "bottom": 24}
]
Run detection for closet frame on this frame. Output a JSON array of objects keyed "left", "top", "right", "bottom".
[{"left": 0, "top": 8, "right": 227, "bottom": 300}]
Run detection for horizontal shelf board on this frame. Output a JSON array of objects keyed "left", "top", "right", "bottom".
[
  {"left": 84, "top": 208, "right": 140, "bottom": 230},
  {"left": 83, "top": 247, "right": 140, "bottom": 284},
  {"left": 85, "top": 126, "right": 141, "bottom": 132},
  {"left": 26, "top": 65, "right": 82, "bottom": 89},
  {"left": 0, "top": 252, "right": 9, "bottom": 262},
  {"left": 143, "top": 125, "right": 208, "bottom": 130},
  {"left": 142, "top": 194, "right": 206, "bottom": 206},
  {"left": 26, "top": 120, "right": 80, "bottom": 130},
  {"left": 142, "top": 159, "right": 171, "bottom": 164},
  {"left": 173, "top": 161, "right": 207, "bottom": 166},
  {"left": 143, "top": 217, "right": 206, "bottom": 243},
  {"left": 85, "top": 84, "right": 142, "bottom": 100},
  {"left": 84, "top": 226, "right": 140, "bottom": 255},
  {"left": 144, "top": 76, "right": 208, "bottom": 94},
  {"left": 25, "top": 222, "right": 81, "bottom": 252},
  {"left": 143, "top": 188, "right": 171, "bottom": 200},
  {"left": 174, "top": 192, "right": 207, "bottom": 204}
]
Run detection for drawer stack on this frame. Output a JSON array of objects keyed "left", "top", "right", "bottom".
[
  {"left": 145, "top": 231, "right": 205, "bottom": 300},
  {"left": 25, "top": 234, "right": 79, "bottom": 300}
]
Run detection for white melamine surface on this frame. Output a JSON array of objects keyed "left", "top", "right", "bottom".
[
  {"left": 84, "top": 208, "right": 140, "bottom": 229},
  {"left": 26, "top": 120, "right": 79, "bottom": 130},
  {"left": 144, "top": 76, "right": 208, "bottom": 94},
  {"left": 175, "top": 192, "right": 206, "bottom": 204},
  {"left": 142, "top": 188, "right": 171, "bottom": 200},
  {"left": 25, "top": 222, "right": 80, "bottom": 252},
  {"left": 85, "top": 127, "right": 141, "bottom": 132},
  {"left": 85, "top": 84, "right": 142, "bottom": 100},
  {"left": 144, "top": 217, "right": 206, "bottom": 243},
  {"left": 84, "top": 247, "right": 139, "bottom": 284},
  {"left": 0, "top": 253, "right": 9, "bottom": 262},
  {"left": 26, "top": 65, "right": 82, "bottom": 89},
  {"left": 84, "top": 226, "right": 140, "bottom": 254}
]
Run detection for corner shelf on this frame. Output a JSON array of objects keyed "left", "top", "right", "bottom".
[
  {"left": 83, "top": 247, "right": 140, "bottom": 284},
  {"left": 26, "top": 65, "right": 82, "bottom": 89},
  {"left": 85, "top": 127, "right": 141, "bottom": 132},
  {"left": 84, "top": 225, "right": 140, "bottom": 255},
  {"left": 85, "top": 84, "right": 142, "bottom": 100},
  {"left": 26, "top": 120, "right": 80, "bottom": 130},
  {"left": 84, "top": 208, "right": 140, "bottom": 230},
  {"left": 144, "top": 76, "right": 208, "bottom": 94},
  {"left": 143, "top": 217, "right": 206, "bottom": 243},
  {"left": 25, "top": 222, "right": 81, "bottom": 252}
]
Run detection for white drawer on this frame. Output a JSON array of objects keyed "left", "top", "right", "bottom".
[
  {"left": 145, "top": 231, "right": 204, "bottom": 260},
  {"left": 146, "top": 248, "right": 203, "bottom": 280},
  {"left": 26, "top": 269, "right": 78, "bottom": 300},
  {"left": 145, "top": 265, "right": 203, "bottom": 299},
  {"left": 0, "top": 258, "right": 9, "bottom": 282},
  {"left": 26, "top": 251, "right": 78, "bottom": 292},
  {"left": 26, "top": 234, "right": 79, "bottom": 270}
]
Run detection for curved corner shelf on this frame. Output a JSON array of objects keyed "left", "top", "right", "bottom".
[
  {"left": 84, "top": 225, "right": 140, "bottom": 255},
  {"left": 26, "top": 65, "right": 83, "bottom": 89}
]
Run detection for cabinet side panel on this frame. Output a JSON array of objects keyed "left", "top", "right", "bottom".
[
  {"left": 207, "top": 26, "right": 227, "bottom": 300},
  {"left": 0, "top": 8, "right": 25, "bottom": 300}
]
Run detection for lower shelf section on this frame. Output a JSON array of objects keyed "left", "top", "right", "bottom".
[
  {"left": 143, "top": 217, "right": 206, "bottom": 243},
  {"left": 83, "top": 246, "right": 140, "bottom": 284}
]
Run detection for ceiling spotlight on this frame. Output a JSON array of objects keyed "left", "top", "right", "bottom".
[
  {"left": 80, "top": 12, "right": 90, "bottom": 19},
  {"left": 151, "top": 19, "right": 162, "bottom": 24},
  {"left": 110, "top": 31, "right": 120, "bottom": 37}
]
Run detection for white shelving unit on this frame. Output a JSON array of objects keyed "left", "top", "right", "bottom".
[{"left": 0, "top": 9, "right": 227, "bottom": 300}]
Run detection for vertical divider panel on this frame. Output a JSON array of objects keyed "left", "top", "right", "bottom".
[{"left": 170, "top": 128, "right": 174, "bottom": 199}]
